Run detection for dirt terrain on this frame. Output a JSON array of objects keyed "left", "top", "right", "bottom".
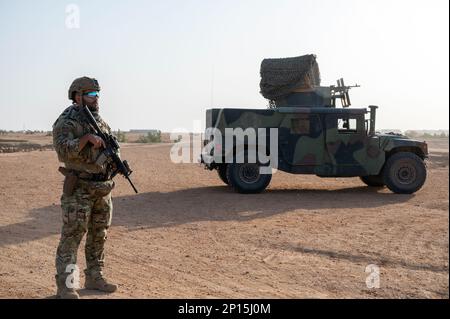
[{"left": 0, "top": 137, "right": 448, "bottom": 298}]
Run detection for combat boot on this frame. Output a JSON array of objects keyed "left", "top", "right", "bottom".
[
  {"left": 85, "top": 275, "right": 118, "bottom": 293},
  {"left": 55, "top": 275, "right": 80, "bottom": 299}
]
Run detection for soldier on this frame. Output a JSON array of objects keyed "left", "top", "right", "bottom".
[{"left": 52, "top": 77, "right": 118, "bottom": 299}]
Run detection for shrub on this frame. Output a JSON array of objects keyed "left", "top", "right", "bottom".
[
  {"left": 137, "top": 130, "right": 161, "bottom": 143},
  {"left": 116, "top": 129, "right": 127, "bottom": 143}
]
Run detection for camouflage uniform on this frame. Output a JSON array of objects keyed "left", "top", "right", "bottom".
[{"left": 53, "top": 103, "right": 116, "bottom": 295}]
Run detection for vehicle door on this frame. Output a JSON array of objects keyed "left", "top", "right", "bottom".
[
  {"left": 324, "top": 113, "right": 366, "bottom": 171},
  {"left": 279, "top": 112, "right": 324, "bottom": 166}
]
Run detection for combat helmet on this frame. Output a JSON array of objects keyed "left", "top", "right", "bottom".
[{"left": 68, "top": 76, "right": 101, "bottom": 100}]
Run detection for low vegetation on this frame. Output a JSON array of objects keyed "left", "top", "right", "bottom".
[
  {"left": 115, "top": 129, "right": 127, "bottom": 143},
  {"left": 137, "top": 130, "right": 162, "bottom": 143}
]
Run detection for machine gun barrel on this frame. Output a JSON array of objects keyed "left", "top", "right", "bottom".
[{"left": 330, "top": 78, "right": 360, "bottom": 107}]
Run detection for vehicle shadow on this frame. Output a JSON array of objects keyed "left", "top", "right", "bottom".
[
  {"left": 111, "top": 185, "right": 412, "bottom": 231},
  {"left": 0, "top": 185, "right": 412, "bottom": 247}
]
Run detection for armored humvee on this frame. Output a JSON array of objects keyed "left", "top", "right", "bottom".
[{"left": 200, "top": 55, "right": 427, "bottom": 194}]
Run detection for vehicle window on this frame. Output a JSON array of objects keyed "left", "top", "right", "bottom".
[{"left": 337, "top": 117, "right": 357, "bottom": 133}]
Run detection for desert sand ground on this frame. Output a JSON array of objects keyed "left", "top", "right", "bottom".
[{"left": 0, "top": 137, "right": 448, "bottom": 298}]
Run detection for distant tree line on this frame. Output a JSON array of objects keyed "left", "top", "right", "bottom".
[
  {"left": 137, "top": 130, "right": 162, "bottom": 143},
  {"left": 113, "top": 129, "right": 162, "bottom": 143},
  {"left": 405, "top": 131, "right": 448, "bottom": 138},
  {"left": 0, "top": 129, "right": 50, "bottom": 135}
]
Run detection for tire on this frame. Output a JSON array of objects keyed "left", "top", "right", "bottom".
[
  {"left": 217, "top": 164, "right": 229, "bottom": 185},
  {"left": 360, "top": 175, "right": 385, "bottom": 187},
  {"left": 382, "top": 152, "right": 426, "bottom": 194},
  {"left": 226, "top": 162, "right": 272, "bottom": 194}
]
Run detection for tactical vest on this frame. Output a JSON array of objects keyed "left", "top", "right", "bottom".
[{"left": 53, "top": 105, "right": 112, "bottom": 174}]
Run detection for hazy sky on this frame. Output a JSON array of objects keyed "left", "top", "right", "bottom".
[{"left": 0, "top": 0, "right": 448, "bottom": 132}]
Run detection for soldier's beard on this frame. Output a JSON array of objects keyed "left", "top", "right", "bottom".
[
  {"left": 81, "top": 101, "right": 99, "bottom": 112},
  {"left": 80, "top": 97, "right": 99, "bottom": 112}
]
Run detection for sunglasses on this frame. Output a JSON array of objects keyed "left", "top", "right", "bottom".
[{"left": 83, "top": 91, "right": 100, "bottom": 97}]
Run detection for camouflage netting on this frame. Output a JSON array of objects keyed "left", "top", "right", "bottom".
[{"left": 259, "top": 54, "right": 321, "bottom": 101}]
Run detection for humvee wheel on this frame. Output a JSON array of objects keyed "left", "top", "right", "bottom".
[
  {"left": 360, "top": 175, "right": 385, "bottom": 187},
  {"left": 217, "top": 164, "right": 229, "bottom": 185},
  {"left": 226, "top": 162, "right": 272, "bottom": 194},
  {"left": 383, "top": 152, "right": 426, "bottom": 194}
]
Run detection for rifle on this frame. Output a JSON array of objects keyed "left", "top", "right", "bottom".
[{"left": 83, "top": 105, "right": 138, "bottom": 193}]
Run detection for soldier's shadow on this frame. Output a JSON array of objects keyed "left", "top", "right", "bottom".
[{"left": 0, "top": 185, "right": 412, "bottom": 248}]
